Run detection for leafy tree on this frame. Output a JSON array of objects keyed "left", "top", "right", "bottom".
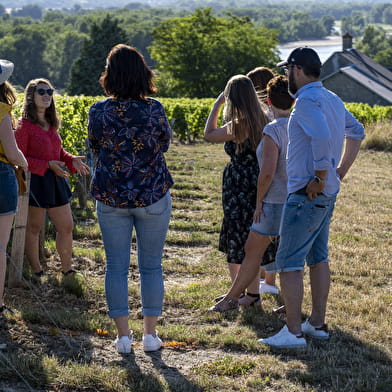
[
  {"left": 46, "top": 29, "right": 87, "bottom": 89},
  {"left": 356, "top": 25, "right": 389, "bottom": 58},
  {"left": 356, "top": 25, "right": 392, "bottom": 68},
  {"left": 321, "top": 15, "right": 335, "bottom": 35},
  {"left": 67, "top": 14, "right": 127, "bottom": 95},
  {"left": 150, "top": 8, "right": 279, "bottom": 98},
  {"left": 0, "top": 24, "right": 49, "bottom": 88},
  {"left": 382, "top": 5, "right": 392, "bottom": 25}
]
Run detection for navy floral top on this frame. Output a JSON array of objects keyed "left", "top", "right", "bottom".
[{"left": 88, "top": 97, "right": 174, "bottom": 208}]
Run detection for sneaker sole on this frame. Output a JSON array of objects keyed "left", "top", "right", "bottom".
[
  {"left": 143, "top": 345, "right": 162, "bottom": 352},
  {"left": 258, "top": 340, "right": 307, "bottom": 349}
]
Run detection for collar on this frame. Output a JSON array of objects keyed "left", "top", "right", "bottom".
[{"left": 294, "top": 81, "right": 322, "bottom": 99}]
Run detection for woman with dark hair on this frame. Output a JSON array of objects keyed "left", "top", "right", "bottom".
[
  {"left": 0, "top": 59, "right": 28, "bottom": 314},
  {"left": 88, "top": 44, "right": 173, "bottom": 354},
  {"left": 15, "top": 78, "right": 89, "bottom": 278}
]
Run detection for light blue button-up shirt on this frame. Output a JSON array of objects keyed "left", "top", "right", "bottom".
[{"left": 287, "top": 81, "right": 365, "bottom": 196}]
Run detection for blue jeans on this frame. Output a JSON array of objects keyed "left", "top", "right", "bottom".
[
  {"left": 266, "top": 193, "right": 336, "bottom": 273},
  {"left": 0, "top": 161, "right": 18, "bottom": 215},
  {"left": 96, "top": 192, "right": 171, "bottom": 318}
]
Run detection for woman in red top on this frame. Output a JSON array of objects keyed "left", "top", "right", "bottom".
[{"left": 15, "top": 78, "right": 89, "bottom": 277}]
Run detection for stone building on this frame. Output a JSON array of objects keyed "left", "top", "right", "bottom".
[{"left": 320, "top": 33, "right": 392, "bottom": 106}]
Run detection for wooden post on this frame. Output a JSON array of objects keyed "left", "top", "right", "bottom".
[{"left": 8, "top": 172, "right": 30, "bottom": 288}]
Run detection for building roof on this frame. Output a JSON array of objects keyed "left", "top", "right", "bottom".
[
  {"left": 321, "top": 48, "right": 392, "bottom": 104},
  {"left": 328, "top": 65, "right": 392, "bottom": 104}
]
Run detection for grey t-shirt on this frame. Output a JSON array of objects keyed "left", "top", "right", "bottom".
[{"left": 256, "top": 117, "right": 289, "bottom": 204}]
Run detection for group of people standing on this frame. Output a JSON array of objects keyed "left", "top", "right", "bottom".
[
  {"left": 0, "top": 44, "right": 365, "bottom": 353},
  {"left": 206, "top": 47, "right": 365, "bottom": 349},
  {"left": 0, "top": 44, "right": 174, "bottom": 354}
]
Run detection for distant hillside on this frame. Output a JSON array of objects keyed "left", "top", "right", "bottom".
[{"left": 3, "top": 0, "right": 392, "bottom": 11}]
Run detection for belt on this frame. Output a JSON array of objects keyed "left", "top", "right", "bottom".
[{"left": 292, "top": 186, "right": 307, "bottom": 195}]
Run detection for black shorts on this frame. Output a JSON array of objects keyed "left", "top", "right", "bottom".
[{"left": 29, "top": 171, "right": 72, "bottom": 208}]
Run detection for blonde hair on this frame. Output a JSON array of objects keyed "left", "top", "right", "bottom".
[{"left": 223, "top": 75, "right": 268, "bottom": 152}]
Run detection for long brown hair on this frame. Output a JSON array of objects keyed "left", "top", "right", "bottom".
[
  {"left": 223, "top": 75, "right": 268, "bottom": 152},
  {"left": 0, "top": 81, "right": 17, "bottom": 127},
  {"left": 22, "top": 78, "right": 60, "bottom": 130},
  {"left": 100, "top": 44, "right": 157, "bottom": 100}
]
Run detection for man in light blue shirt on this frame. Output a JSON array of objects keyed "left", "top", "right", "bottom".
[{"left": 260, "top": 47, "right": 365, "bottom": 349}]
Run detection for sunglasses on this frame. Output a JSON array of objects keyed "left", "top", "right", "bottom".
[{"left": 36, "top": 88, "right": 54, "bottom": 96}]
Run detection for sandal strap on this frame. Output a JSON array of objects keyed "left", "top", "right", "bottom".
[{"left": 246, "top": 292, "right": 260, "bottom": 299}]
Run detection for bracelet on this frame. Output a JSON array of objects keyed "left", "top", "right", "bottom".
[{"left": 313, "top": 175, "right": 324, "bottom": 184}]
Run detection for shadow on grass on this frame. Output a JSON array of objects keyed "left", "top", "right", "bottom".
[{"left": 255, "top": 323, "right": 392, "bottom": 392}]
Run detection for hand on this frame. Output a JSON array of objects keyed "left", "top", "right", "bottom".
[
  {"left": 215, "top": 92, "right": 225, "bottom": 106},
  {"left": 336, "top": 166, "right": 345, "bottom": 181},
  {"left": 253, "top": 203, "right": 265, "bottom": 223},
  {"left": 306, "top": 179, "right": 325, "bottom": 200},
  {"left": 48, "top": 160, "right": 68, "bottom": 178},
  {"left": 72, "top": 156, "right": 90, "bottom": 175}
]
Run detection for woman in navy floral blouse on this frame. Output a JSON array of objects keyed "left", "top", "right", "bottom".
[{"left": 88, "top": 44, "right": 173, "bottom": 354}]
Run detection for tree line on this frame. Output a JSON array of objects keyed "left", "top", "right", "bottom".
[{"left": 1, "top": 3, "right": 392, "bottom": 98}]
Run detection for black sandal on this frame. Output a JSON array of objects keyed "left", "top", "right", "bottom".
[
  {"left": 238, "top": 292, "right": 261, "bottom": 308},
  {"left": 33, "top": 270, "right": 44, "bottom": 277}
]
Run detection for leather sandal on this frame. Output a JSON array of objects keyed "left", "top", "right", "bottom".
[
  {"left": 208, "top": 297, "right": 239, "bottom": 313},
  {"left": 238, "top": 292, "right": 261, "bottom": 308}
]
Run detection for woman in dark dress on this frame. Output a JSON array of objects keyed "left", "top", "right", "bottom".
[{"left": 204, "top": 74, "right": 268, "bottom": 304}]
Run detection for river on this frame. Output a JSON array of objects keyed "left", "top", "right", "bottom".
[{"left": 277, "top": 35, "right": 343, "bottom": 64}]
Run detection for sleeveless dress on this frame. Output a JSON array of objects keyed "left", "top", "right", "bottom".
[{"left": 219, "top": 141, "right": 259, "bottom": 264}]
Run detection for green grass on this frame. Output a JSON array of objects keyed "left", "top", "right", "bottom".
[{"left": 1, "top": 140, "right": 391, "bottom": 391}]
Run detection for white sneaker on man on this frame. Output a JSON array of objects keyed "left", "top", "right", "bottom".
[
  {"left": 258, "top": 325, "right": 306, "bottom": 348},
  {"left": 114, "top": 330, "right": 133, "bottom": 354},
  {"left": 301, "top": 318, "right": 329, "bottom": 340},
  {"left": 143, "top": 330, "right": 163, "bottom": 352},
  {"left": 259, "top": 281, "right": 279, "bottom": 295}
]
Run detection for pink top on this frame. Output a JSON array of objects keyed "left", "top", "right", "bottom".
[{"left": 15, "top": 118, "right": 75, "bottom": 176}]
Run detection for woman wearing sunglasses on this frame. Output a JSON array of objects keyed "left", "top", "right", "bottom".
[{"left": 15, "top": 78, "right": 89, "bottom": 279}]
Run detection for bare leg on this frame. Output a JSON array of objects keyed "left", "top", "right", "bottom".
[
  {"left": 226, "top": 232, "right": 272, "bottom": 299},
  {"left": 144, "top": 316, "right": 158, "bottom": 335},
  {"left": 48, "top": 203, "right": 73, "bottom": 273},
  {"left": 25, "top": 206, "right": 46, "bottom": 273},
  {"left": 279, "top": 270, "right": 303, "bottom": 335},
  {"left": 309, "top": 262, "right": 330, "bottom": 326},
  {"left": 228, "top": 263, "right": 240, "bottom": 283},
  {"left": 0, "top": 214, "right": 14, "bottom": 307},
  {"left": 114, "top": 315, "right": 130, "bottom": 337},
  {"left": 264, "top": 272, "right": 276, "bottom": 286}
]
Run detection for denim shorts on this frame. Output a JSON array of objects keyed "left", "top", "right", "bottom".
[
  {"left": 266, "top": 193, "right": 336, "bottom": 273},
  {"left": 0, "top": 161, "right": 18, "bottom": 215},
  {"left": 250, "top": 202, "right": 283, "bottom": 236}
]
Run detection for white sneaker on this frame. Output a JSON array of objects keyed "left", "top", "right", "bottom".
[
  {"left": 143, "top": 330, "right": 162, "bottom": 352},
  {"left": 114, "top": 330, "right": 133, "bottom": 354},
  {"left": 259, "top": 282, "right": 279, "bottom": 295},
  {"left": 301, "top": 318, "right": 329, "bottom": 340},
  {"left": 258, "top": 325, "right": 306, "bottom": 348}
]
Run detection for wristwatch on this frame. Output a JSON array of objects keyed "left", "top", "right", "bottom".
[{"left": 313, "top": 175, "right": 324, "bottom": 184}]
